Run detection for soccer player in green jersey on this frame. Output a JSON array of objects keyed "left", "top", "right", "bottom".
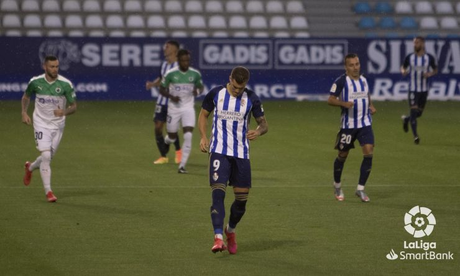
[
  {"left": 160, "top": 49, "right": 204, "bottom": 173},
  {"left": 21, "top": 56, "right": 77, "bottom": 202}
]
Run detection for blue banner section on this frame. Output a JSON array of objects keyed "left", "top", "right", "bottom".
[{"left": 1, "top": 37, "right": 459, "bottom": 101}]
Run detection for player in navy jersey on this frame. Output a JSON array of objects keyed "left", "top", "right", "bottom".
[
  {"left": 198, "top": 66, "right": 268, "bottom": 254},
  {"left": 401, "top": 36, "right": 438, "bottom": 144},
  {"left": 145, "top": 40, "right": 182, "bottom": 164},
  {"left": 327, "top": 53, "right": 376, "bottom": 203}
]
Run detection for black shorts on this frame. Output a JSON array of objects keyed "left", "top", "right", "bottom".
[
  {"left": 335, "top": 126, "right": 374, "bottom": 151},
  {"left": 153, "top": 103, "right": 168, "bottom": 122},
  {"left": 209, "top": 152, "right": 251, "bottom": 188},
  {"left": 408, "top": 91, "right": 428, "bottom": 110}
]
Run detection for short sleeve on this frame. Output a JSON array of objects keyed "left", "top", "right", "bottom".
[
  {"left": 161, "top": 72, "right": 171, "bottom": 88},
  {"left": 429, "top": 54, "right": 437, "bottom": 70},
  {"left": 330, "top": 75, "right": 345, "bottom": 97},
  {"left": 202, "top": 86, "right": 221, "bottom": 112},
  {"left": 65, "top": 83, "right": 76, "bottom": 103},
  {"left": 402, "top": 54, "right": 410, "bottom": 69},
  {"left": 25, "top": 79, "right": 35, "bottom": 96},
  {"left": 195, "top": 73, "right": 203, "bottom": 88},
  {"left": 248, "top": 90, "right": 264, "bottom": 118}
]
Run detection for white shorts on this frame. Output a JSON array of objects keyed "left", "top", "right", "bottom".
[
  {"left": 34, "top": 126, "right": 64, "bottom": 154},
  {"left": 166, "top": 107, "right": 196, "bottom": 133}
]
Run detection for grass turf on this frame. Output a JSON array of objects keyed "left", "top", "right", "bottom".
[{"left": 0, "top": 100, "right": 459, "bottom": 275}]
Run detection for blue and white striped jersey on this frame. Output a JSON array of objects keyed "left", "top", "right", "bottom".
[
  {"left": 202, "top": 85, "right": 264, "bottom": 159},
  {"left": 402, "top": 53, "right": 437, "bottom": 93},
  {"left": 330, "top": 74, "right": 372, "bottom": 129},
  {"left": 156, "top": 60, "right": 178, "bottom": 105}
]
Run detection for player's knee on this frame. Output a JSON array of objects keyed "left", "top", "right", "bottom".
[
  {"left": 338, "top": 151, "right": 348, "bottom": 161},
  {"left": 165, "top": 135, "right": 177, "bottom": 144},
  {"left": 233, "top": 193, "right": 248, "bottom": 210},
  {"left": 417, "top": 109, "right": 424, "bottom": 118},
  {"left": 40, "top": 151, "right": 52, "bottom": 163}
]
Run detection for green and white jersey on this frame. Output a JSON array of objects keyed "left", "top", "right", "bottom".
[
  {"left": 161, "top": 66, "right": 203, "bottom": 111},
  {"left": 25, "top": 74, "right": 76, "bottom": 130}
]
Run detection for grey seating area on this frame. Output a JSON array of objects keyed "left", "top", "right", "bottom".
[{"left": 0, "top": 0, "right": 310, "bottom": 37}]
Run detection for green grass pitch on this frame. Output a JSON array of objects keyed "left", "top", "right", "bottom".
[{"left": 0, "top": 100, "right": 459, "bottom": 275}]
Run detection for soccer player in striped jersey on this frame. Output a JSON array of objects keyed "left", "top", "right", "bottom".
[
  {"left": 21, "top": 56, "right": 77, "bottom": 202},
  {"left": 160, "top": 49, "right": 204, "bottom": 174},
  {"left": 327, "top": 53, "right": 376, "bottom": 203},
  {"left": 145, "top": 40, "right": 182, "bottom": 164},
  {"left": 198, "top": 66, "right": 268, "bottom": 254},
  {"left": 401, "top": 36, "right": 438, "bottom": 144}
]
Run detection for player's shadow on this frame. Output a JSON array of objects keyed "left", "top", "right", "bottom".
[{"left": 242, "top": 239, "right": 305, "bottom": 252}]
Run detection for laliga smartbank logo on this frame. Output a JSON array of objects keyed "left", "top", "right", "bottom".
[{"left": 386, "top": 206, "right": 454, "bottom": 261}]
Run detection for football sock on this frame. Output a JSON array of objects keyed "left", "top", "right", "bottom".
[
  {"left": 334, "top": 156, "right": 346, "bottom": 183},
  {"left": 174, "top": 136, "right": 181, "bottom": 151},
  {"left": 229, "top": 193, "right": 248, "bottom": 229},
  {"left": 358, "top": 154, "right": 373, "bottom": 186},
  {"left": 357, "top": 184, "right": 365, "bottom": 191},
  {"left": 155, "top": 135, "right": 167, "bottom": 157},
  {"left": 410, "top": 109, "right": 418, "bottom": 137},
  {"left": 215, "top": 234, "right": 223, "bottom": 240},
  {"left": 179, "top": 132, "right": 192, "bottom": 168},
  {"left": 164, "top": 135, "right": 175, "bottom": 154},
  {"left": 226, "top": 224, "right": 235, "bottom": 233},
  {"left": 30, "top": 156, "right": 42, "bottom": 171},
  {"left": 334, "top": 182, "right": 341, "bottom": 189},
  {"left": 211, "top": 184, "right": 226, "bottom": 235},
  {"left": 164, "top": 135, "right": 176, "bottom": 145},
  {"left": 39, "top": 151, "right": 52, "bottom": 194}
]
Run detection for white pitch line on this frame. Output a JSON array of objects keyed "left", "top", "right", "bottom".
[{"left": 2, "top": 184, "right": 459, "bottom": 189}]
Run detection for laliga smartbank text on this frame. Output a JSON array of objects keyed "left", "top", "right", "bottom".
[{"left": 399, "top": 240, "right": 454, "bottom": 260}]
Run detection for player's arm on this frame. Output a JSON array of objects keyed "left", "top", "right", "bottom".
[
  {"left": 247, "top": 116, "right": 268, "bottom": 141},
  {"left": 159, "top": 79, "right": 180, "bottom": 103},
  {"left": 193, "top": 84, "right": 204, "bottom": 96},
  {"left": 368, "top": 94, "right": 376, "bottom": 115},
  {"left": 424, "top": 56, "right": 438, "bottom": 78},
  {"left": 146, "top": 77, "right": 161, "bottom": 90},
  {"left": 21, "top": 93, "right": 32, "bottom": 125},
  {"left": 327, "top": 95, "right": 353, "bottom": 109},
  {"left": 327, "top": 77, "right": 353, "bottom": 109},
  {"left": 198, "top": 108, "right": 211, "bottom": 152},
  {"left": 401, "top": 56, "right": 410, "bottom": 76},
  {"left": 54, "top": 101, "right": 77, "bottom": 117}
]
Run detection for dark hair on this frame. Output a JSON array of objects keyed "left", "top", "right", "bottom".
[
  {"left": 414, "top": 36, "right": 425, "bottom": 43},
  {"left": 177, "top": 49, "right": 190, "bottom": 59},
  {"left": 166, "top": 40, "right": 180, "bottom": 49},
  {"left": 231, "top": 66, "right": 250, "bottom": 84},
  {"left": 344, "top": 53, "right": 359, "bottom": 65},
  {"left": 44, "top": 55, "right": 58, "bottom": 62}
]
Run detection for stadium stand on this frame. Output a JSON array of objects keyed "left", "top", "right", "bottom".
[{"left": 0, "top": 0, "right": 458, "bottom": 38}]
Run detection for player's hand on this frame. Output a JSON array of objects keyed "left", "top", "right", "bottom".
[
  {"left": 369, "top": 105, "right": 377, "bottom": 115},
  {"left": 247, "top": 129, "right": 261, "bottom": 141},
  {"left": 342, "top": 102, "right": 354, "bottom": 109},
  {"left": 401, "top": 69, "right": 408, "bottom": 76},
  {"left": 200, "top": 137, "right": 209, "bottom": 153},
  {"left": 423, "top": 72, "right": 433, "bottom": 78},
  {"left": 170, "top": 95, "right": 180, "bottom": 103},
  {"left": 146, "top": 81, "right": 154, "bottom": 90},
  {"left": 22, "top": 112, "right": 31, "bottom": 125},
  {"left": 54, "top": 106, "right": 65, "bottom": 117}
]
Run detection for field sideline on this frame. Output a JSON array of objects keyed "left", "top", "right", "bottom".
[{"left": 0, "top": 100, "right": 459, "bottom": 275}]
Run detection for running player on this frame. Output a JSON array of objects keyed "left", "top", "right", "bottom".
[
  {"left": 146, "top": 40, "right": 182, "bottom": 164},
  {"left": 159, "top": 49, "right": 203, "bottom": 173},
  {"left": 327, "top": 53, "right": 376, "bottom": 203},
  {"left": 401, "top": 36, "right": 438, "bottom": 144},
  {"left": 21, "top": 55, "right": 77, "bottom": 202}
]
